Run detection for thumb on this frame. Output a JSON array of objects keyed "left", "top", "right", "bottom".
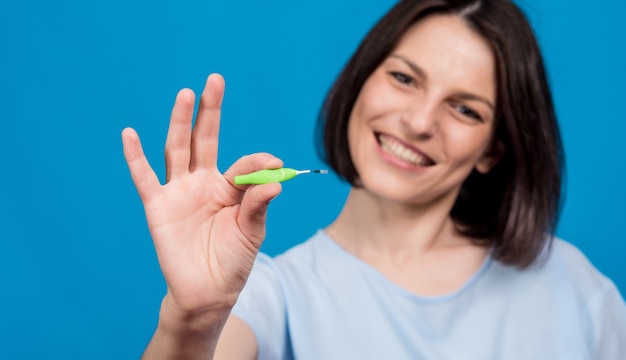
[{"left": 237, "top": 182, "right": 282, "bottom": 248}]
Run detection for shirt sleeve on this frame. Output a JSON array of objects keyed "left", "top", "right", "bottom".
[
  {"left": 232, "top": 253, "right": 290, "bottom": 360},
  {"left": 589, "top": 278, "right": 626, "bottom": 359}
]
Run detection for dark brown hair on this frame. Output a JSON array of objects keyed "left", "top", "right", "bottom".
[{"left": 316, "top": 0, "right": 564, "bottom": 267}]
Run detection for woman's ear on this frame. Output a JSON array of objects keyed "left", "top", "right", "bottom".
[{"left": 475, "top": 140, "right": 504, "bottom": 174}]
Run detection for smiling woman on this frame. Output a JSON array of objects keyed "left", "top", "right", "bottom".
[
  {"left": 345, "top": 15, "right": 499, "bottom": 212},
  {"left": 319, "top": 0, "right": 563, "bottom": 270},
  {"left": 121, "top": 0, "right": 626, "bottom": 359}
]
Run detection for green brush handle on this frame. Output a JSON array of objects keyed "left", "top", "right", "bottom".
[{"left": 234, "top": 168, "right": 298, "bottom": 185}]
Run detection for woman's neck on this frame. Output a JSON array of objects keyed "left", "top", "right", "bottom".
[
  {"left": 326, "top": 187, "right": 463, "bottom": 258},
  {"left": 325, "top": 187, "right": 489, "bottom": 297}
]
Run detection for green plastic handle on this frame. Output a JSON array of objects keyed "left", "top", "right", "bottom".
[{"left": 234, "top": 168, "right": 298, "bottom": 185}]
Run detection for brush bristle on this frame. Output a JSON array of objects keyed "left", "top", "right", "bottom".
[{"left": 313, "top": 169, "right": 329, "bottom": 174}]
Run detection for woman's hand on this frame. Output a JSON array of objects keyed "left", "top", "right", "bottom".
[{"left": 122, "top": 74, "right": 282, "bottom": 318}]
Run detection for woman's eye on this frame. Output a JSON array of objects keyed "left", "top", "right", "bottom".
[
  {"left": 456, "top": 104, "right": 483, "bottom": 122},
  {"left": 389, "top": 72, "right": 413, "bottom": 85}
]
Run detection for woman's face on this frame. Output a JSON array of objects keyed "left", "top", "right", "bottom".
[{"left": 348, "top": 14, "right": 499, "bottom": 207}]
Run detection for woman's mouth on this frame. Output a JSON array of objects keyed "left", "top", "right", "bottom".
[{"left": 376, "top": 133, "right": 435, "bottom": 167}]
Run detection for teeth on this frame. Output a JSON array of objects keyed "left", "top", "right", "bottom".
[{"left": 378, "top": 135, "right": 432, "bottom": 166}]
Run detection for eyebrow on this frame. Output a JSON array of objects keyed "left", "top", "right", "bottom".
[
  {"left": 390, "top": 54, "right": 428, "bottom": 80},
  {"left": 389, "top": 54, "right": 495, "bottom": 111}
]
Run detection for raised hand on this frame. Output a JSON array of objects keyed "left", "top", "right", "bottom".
[{"left": 122, "top": 74, "right": 282, "bottom": 317}]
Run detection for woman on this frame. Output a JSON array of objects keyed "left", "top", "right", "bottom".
[{"left": 122, "top": 0, "right": 626, "bottom": 359}]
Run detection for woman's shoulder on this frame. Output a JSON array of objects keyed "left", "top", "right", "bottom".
[
  {"left": 488, "top": 237, "right": 623, "bottom": 305},
  {"left": 549, "top": 237, "right": 591, "bottom": 266},
  {"left": 545, "top": 238, "right": 614, "bottom": 291}
]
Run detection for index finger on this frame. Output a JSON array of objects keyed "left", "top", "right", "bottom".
[{"left": 190, "top": 73, "right": 225, "bottom": 171}]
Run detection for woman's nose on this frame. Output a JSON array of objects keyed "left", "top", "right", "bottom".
[{"left": 401, "top": 100, "right": 439, "bottom": 138}]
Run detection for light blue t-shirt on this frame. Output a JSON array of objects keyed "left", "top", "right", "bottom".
[{"left": 232, "top": 230, "right": 626, "bottom": 359}]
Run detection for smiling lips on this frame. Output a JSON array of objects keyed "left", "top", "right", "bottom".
[{"left": 376, "top": 133, "right": 435, "bottom": 167}]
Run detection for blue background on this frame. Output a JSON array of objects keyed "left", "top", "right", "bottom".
[{"left": 1, "top": 0, "right": 624, "bottom": 358}]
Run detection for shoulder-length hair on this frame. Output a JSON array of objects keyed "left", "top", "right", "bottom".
[{"left": 316, "top": 0, "right": 564, "bottom": 267}]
